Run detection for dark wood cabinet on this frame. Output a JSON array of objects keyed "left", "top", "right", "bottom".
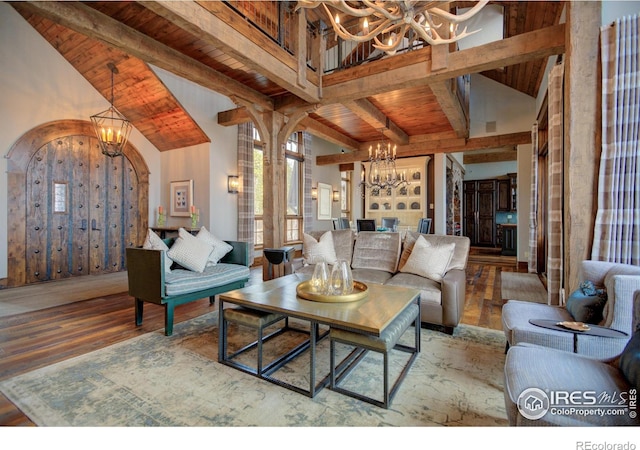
[
  {"left": 464, "top": 180, "right": 496, "bottom": 246},
  {"left": 502, "top": 224, "right": 517, "bottom": 256},
  {"left": 497, "top": 174, "right": 517, "bottom": 212}
]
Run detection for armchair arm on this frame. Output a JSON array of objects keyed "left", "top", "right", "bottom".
[
  {"left": 220, "top": 240, "right": 250, "bottom": 267},
  {"left": 125, "top": 247, "right": 165, "bottom": 302},
  {"left": 440, "top": 268, "right": 466, "bottom": 327}
]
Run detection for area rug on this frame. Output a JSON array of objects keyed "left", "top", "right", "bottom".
[
  {"left": 0, "top": 312, "right": 508, "bottom": 427},
  {"left": 501, "top": 272, "right": 547, "bottom": 304}
]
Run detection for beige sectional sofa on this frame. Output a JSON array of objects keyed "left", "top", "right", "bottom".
[{"left": 294, "top": 229, "right": 471, "bottom": 334}]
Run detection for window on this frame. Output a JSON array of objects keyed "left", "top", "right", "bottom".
[
  {"left": 253, "top": 127, "right": 264, "bottom": 248},
  {"left": 253, "top": 130, "right": 305, "bottom": 246},
  {"left": 285, "top": 132, "right": 304, "bottom": 243}
]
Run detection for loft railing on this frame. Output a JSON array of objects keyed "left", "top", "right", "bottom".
[{"left": 223, "top": 1, "right": 320, "bottom": 72}]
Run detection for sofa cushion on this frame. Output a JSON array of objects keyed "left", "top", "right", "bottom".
[
  {"left": 565, "top": 281, "right": 607, "bottom": 324},
  {"left": 303, "top": 231, "right": 338, "bottom": 265},
  {"left": 143, "top": 228, "right": 172, "bottom": 273},
  {"left": 351, "top": 231, "right": 401, "bottom": 273},
  {"left": 167, "top": 228, "right": 213, "bottom": 273},
  {"left": 306, "top": 230, "right": 354, "bottom": 263},
  {"left": 602, "top": 264, "right": 640, "bottom": 327},
  {"left": 386, "top": 272, "right": 442, "bottom": 306},
  {"left": 196, "top": 226, "right": 233, "bottom": 266},
  {"left": 400, "top": 232, "right": 470, "bottom": 272},
  {"left": 164, "top": 263, "right": 250, "bottom": 296},
  {"left": 399, "top": 235, "right": 454, "bottom": 282},
  {"left": 351, "top": 268, "right": 394, "bottom": 285},
  {"left": 619, "top": 324, "right": 640, "bottom": 389}
]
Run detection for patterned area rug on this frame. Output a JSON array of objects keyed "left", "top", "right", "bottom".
[
  {"left": 501, "top": 272, "right": 547, "bottom": 304},
  {"left": 0, "top": 312, "right": 508, "bottom": 426}
]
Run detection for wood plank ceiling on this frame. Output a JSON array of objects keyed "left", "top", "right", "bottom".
[{"left": 10, "top": 1, "right": 565, "bottom": 158}]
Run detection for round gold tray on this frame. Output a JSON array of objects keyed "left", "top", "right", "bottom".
[{"left": 296, "top": 280, "right": 368, "bottom": 303}]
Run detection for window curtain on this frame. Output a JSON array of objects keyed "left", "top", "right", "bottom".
[
  {"left": 237, "top": 122, "right": 255, "bottom": 266},
  {"left": 547, "top": 62, "right": 564, "bottom": 306},
  {"left": 591, "top": 15, "right": 640, "bottom": 265},
  {"left": 303, "top": 131, "right": 313, "bottom": 233},
  {"left": 528, "top": 121, "right": 539, "bottom": 274}
]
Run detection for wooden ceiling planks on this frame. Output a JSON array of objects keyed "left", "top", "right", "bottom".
[{"left": 16, "top": 8, "right": 210, "bottom": 152}]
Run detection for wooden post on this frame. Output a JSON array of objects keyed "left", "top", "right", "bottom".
[
  {"left": 563, "top": 1, "right": 601, "bottom": 297},
  {"left": 261, "top": 111, "right": 287, "bottom": 280}
]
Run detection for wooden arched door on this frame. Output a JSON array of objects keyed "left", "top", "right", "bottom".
[{"left": 6, "top": 120, "right": 149, "bottom": 287}]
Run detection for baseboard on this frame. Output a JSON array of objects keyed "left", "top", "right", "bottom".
[{"left": 517, "top": 261, "right": 528, "bottom": 271}]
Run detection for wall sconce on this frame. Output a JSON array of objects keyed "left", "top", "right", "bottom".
[
  {"left": 227, "top": 175, "right": 239, "bottom": 194},
  {"left": 333, "top": 190, "right": 340, "bottom": 202},
  {"left": 311, "top": 186, "right": 318, "bottom": 200}
]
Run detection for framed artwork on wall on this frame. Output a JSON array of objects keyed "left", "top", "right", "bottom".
[
  {"left": 170, "top": 179, "right": 193, "bottom": 217},
  {"left": 317, "top": 182, "right": 332, "bottom": 221}
]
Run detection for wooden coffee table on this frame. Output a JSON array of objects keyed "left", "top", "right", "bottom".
[{"left": 218, "top": 274, "right": 421, "bottom": 398}]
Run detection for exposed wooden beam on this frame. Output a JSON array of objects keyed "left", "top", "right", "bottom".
[
  {"left": 316, "top": 131, "right": 531, "bottom": 165},
  {"left": 296, "top": 117, "right": 360, "bottom": 151},
  {"left": 344, "top": 99, "right": 409, "bottom": 145},
  {"left": 321, "top": 23, "right": 566, "bottom": 104},
  {"left": 145, "top": 1, "right": 319, "bottom": 104},
  {"left": 217, "top": 107, "right": 251, "bottom": 127},
  {"left": 429, "top": 80, "right": 469, "bottom": 138},
  {"left": 463, "top": 147, "right": 518, "bottom": 164},
  {"left": 14, "top": 0, "right": 274, "bottom": 111}
]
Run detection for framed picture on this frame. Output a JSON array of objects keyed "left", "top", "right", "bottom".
[
  {"left": 170, "top": 180, "right": 193, "bottom": 217},
  {"left": 317, "top": 182, "right": 332, "bottom": 221}
]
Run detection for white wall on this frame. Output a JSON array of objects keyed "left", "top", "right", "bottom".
[
  {"left": 602, "top": 1, "right": 640, "bottom": 25},
  {"left": 0, "top": 4, "right": 161, "bottom": 279},
  {"left": 151, "top": 66, "right": 239, "bottom": 240},
  {"left": 309, "top": 136, "right": 343, "bottom": 232}
]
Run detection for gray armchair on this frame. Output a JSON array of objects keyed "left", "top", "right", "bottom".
[
  {"left": 502, "top": 260, "right": 640, "bottom": 359},
  {"left": 503, "top": 291, "right": 640, "bottom": 426}
]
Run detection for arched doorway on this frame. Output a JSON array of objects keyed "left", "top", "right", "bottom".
[{"left": 6, "top": 119, "right": 149, "bottom": 287}]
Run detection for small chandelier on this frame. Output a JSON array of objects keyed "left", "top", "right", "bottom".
[
  {"left": 359, "top": 129, "right": 409, "bottom": 197},
  {"left": 90, "top": 62, "right": 132, "bottom": 158},
  {"left": 297, "top": 0, "right": 488, "bottom": 56}
]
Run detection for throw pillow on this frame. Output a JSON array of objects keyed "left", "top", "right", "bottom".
[
  {"left": 618, "top": 328, "right": 640, "bottom": 390},
  {"left": 196, "top": 226, "right": 233, "bottom": 266},
  {"left": 303, "top": 231, "right": 338, "bottom": 265},
  {"left": 167, "top": 228, "right": 214, "bottom": 273},
  {"left": 143, "top": 229, "right": 172, "bottom": 273},
  {"left": 398, "top": 235, "right": 455, "bottom": 282},
  {"left": 565, "top": 280, "right": 608, "bottom": 324}
]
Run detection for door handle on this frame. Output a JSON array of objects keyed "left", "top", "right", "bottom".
[
  {"left": 80, "top": 219, "right": 87, "bottom": 231},
  {"left": 91, "top": 219, "right": 101, "bottom": 231}
]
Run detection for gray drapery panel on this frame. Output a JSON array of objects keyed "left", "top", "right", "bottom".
[
  {"left": 547, "top": 62, "right": 564, "bottom": 306},
  {"left": 237, "top": 122, "right": 255, "bottom": 266},
  {"left": 592, "top": 15, "right": 640, "bottom": 265},
  {"left": 303, "top": 131, "right": 313, "bottom": 233},
  {"left": 528, "top": 121, "right": 539, "bottom": 274}
]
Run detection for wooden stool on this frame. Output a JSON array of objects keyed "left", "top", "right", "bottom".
[
  {"left": 330, "top": 303, "right": 420, "bottom": 408},
  {"left": 220, "top": 307, "right": 287, "bottom": 376}
]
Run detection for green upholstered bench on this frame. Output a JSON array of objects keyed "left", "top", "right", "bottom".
[{"left": 126, "top": 238, "right": 250, "bottom": 336}]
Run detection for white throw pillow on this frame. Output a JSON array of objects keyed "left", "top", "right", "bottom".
[
  {"left": 167, "top": 228, "right": 213, "bottom": 273},
  {"left": 303, "top": 231, "right": 338, "bottom": 265},
  {"left": 196, "top": 226, "right": 233, "bottom": 265},
  {"left": 399, "top": 235, "right": 455, "bottom": 282},
  {"left": 143, "top": 229, "right": 172, "bottom": 273}
]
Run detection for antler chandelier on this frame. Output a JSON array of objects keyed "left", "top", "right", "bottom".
[
  {"left": 297, "top": 0, "right": 488, "bottom": 55},
  {"left": 359, "top": 130, "right": 409, "bottom": 197}
]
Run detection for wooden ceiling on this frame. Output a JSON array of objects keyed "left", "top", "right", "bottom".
[{"left": 10, "top": 1, "right": 565, "bottom": 159}]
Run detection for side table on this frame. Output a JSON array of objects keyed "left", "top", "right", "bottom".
[
  {"left": 263, "top": 247, "right": 295, "bottom": 280},
  {"left": 529, "top": 319, "right": 628, "bottom": 353}
]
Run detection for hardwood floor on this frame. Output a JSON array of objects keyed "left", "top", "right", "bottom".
[{"left": 0, "top": 254, "right": 521, "bottom": 426}]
